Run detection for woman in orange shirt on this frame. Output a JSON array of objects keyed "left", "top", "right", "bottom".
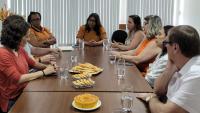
[
  {"left": 76, "top": 13, "right": 107, "bottom": 46},
  {"left": 111, "top": 15, "right": 164, "bottom": 72},
  {"left": 27, "top": 12, "right": 56, "bottom": 48},
  {"left": 0, "top": 15, "right": 56, "bottom": 113}
]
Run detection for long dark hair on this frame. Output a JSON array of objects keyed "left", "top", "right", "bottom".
[
  {"left": 129, "top": 15, "right": 142, "bottom": 32},
  {"left": 85, "top": 13, "right": 102, "bottom": 36},
  {"left": 1, "top": 15, "right": 29, "bottom": 51}
]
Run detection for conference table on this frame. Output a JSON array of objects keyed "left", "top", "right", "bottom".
[{"left": 9, "top": 46, "right": 153, "bottom": 113}]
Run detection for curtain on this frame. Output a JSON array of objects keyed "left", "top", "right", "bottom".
[
  {"left": 9, "top": 0, "right": 120, "bottom": 46},
  {"left": 127, "top": 0, "right": 174, "bottom": 25}
]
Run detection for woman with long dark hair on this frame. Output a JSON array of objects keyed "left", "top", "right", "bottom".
[
  {"left": 76, "top": 13, "right": 107, "bottom": 46},
  {"left": 112, "top": 15, "right": 145, "bottom": 50}
]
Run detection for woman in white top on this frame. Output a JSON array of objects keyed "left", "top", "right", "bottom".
[
  {"left": 145, "top": 25, "right": 174, "bottom": 87},
  {"left": 112, "top": 15, "right": 145, "bottom": 50}
]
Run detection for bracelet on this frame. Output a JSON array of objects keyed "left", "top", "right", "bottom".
[
  {"left": 41, "top": 70, "right": 46, "bottom": 76},
  {"left": 38, "top": 58, "right": 42, "bottom": 63}
]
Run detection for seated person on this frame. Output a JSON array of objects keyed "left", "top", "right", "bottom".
[
  {"left": 76, "top": 13, "right": 107, "bottom": 46},
  {"left": 0, "top": 15, "right": 56, "bottom": 113},
  {"left": 145, "top": 25, "right": 174, "bottom": 87},
  {"left": 111, "top": 15, "right": 145, "bottom": 50},
  {"left": 27, "top": 11, "right": 56, "bottom": 48},
  {"left": 111, "top": 30, "right": 127, "bottom": 45},
  {"left": 138, "top": 25, "right": 200, "bottom": 113},
  {"left": 22, "top": 33, "right": 61, "bottom": 64},
  {"left": 111, "top": 15, "right": 163, "bottom": 72}
]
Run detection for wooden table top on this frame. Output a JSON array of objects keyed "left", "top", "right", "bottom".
[
  {"left": 9, "top": 92, "right": 150, "bottom": 113},
  {"left": 24, "top": 47, "right": 153, "bottom": 93}
]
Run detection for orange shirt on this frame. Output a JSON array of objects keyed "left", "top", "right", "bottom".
[
  {"left": 29, "top": 26, "right": 52, "bottom": 42},
  {"left": 134, "top": 38, "right": 155, "bottom": 56},
  {"left": 76, "top": 25, "right": 107, "bottom": 42},
  {"left": 0, "top": 47, "right": 35, "bottom": 112},
  {"left": 134, "top": 38, "right": 156, "bottom": 73}
]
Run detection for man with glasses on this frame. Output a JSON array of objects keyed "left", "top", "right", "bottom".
[
  {"left": 138, "top": 25, "right": 200, "bottom": 113},
  {"left": 27, "top": 12, "right": 56, "bottom": 48}
]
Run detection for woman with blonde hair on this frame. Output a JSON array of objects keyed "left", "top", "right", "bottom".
[{"left": 111, "top": 15, "right": 164, "bottom": 72}]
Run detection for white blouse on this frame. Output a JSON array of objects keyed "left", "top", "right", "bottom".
[{"left": 145, "top": 53, "right": 168, "bottom": 87}]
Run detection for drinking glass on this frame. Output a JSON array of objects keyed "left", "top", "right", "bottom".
[
  {"left": 117, "top": 58, "right": 125, "bottom": 79},
  {"left": 57, "top": 66, "right": 68, "bottom": 79},
  {"left": 79, "top": 39, "right": 84, "bottom": 50},
  {"left": 103, "top": 39, "right": 110, "bottom": 51},
  {"left": 121, "top": 86, "right": 134, "bottom": 112},
  {"left": 70, "top": 55, "right": 78, "bottom": 68},
  {"left": 109, "top": 53, "right": 116, "bottom": 64}
]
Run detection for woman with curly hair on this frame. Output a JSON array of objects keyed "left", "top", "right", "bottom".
[
  {"left": 76, "top": 13, "right": 107, "bottom": 46},
  {"left": 0, "top": 15, "right": 56, "bottom": 113}
]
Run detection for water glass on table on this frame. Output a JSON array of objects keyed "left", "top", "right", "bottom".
[
  {"left": 70, "top": 55, "right": 78, "bottom": 67},
  {"left": 109, "top": 53, "right": 117, "bottom": 64},
  {"left": 121, "top": 86, "right": 134, "bottom": 112},
  {"left": 117, "top": 58, "right": 126, "bottom": 79},
  {"left": 57, "top": 66, "right": 68, "bottom": 79},
  {"left": 103, "top": 39, "right": 110, "bottom": 51},
  {"left": 78, "top": 39, "right": 84, "bottom": 50}
]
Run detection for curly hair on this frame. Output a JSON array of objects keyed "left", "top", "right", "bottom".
[
  {"left": 85, "top": 13, "right": 102, "bottom": 36},
  {"left": 1, "top": 15, "right": 30, "bottom": 50}
]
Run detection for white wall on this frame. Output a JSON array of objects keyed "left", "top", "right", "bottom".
[
  {"left": 176, "top": 0, "right": 200, "bottom": 33},
  {"left": 119, "top": 0, "right": 127, "bottom": 24}
]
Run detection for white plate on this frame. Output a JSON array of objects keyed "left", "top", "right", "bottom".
[
  {"left": 58, "top": 46, "right": 74, "bottom": 51},
  {"left": 72, "top": 100, "right": 101, "bottom": 111}
]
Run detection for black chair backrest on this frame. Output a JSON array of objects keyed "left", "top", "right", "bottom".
[{"left": 111, "top": 30, "right": 127, "bottom": 44}]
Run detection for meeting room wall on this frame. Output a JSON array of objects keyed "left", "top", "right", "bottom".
[
  {"left": 9, "top": 0, "right": 120, "bottom": 46},
  {"left": 175, "top": 0, "right": 200, "bottom": 34},
  {"left": 127, "top": 0, "right": 174, "bottom": 26}
]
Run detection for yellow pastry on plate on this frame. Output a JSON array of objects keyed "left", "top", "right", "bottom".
[
  {"left": 72, "top": 78, "right": 95, "bottom": 88},
  {"left": 72, "top": 72, "right": 92, "bottom": 79},
  {"left": 74, "top": 93, "right": 99, "bottom": 109},
  {"left": 70, "top": 63, "right": 103, "bottom": 75}
]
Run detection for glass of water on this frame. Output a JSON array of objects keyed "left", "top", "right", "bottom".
[
  {"left": 57, "top": 66, "right": 68, "bottom": 79},
  {"left": 117, "top": 58, "right": 125, "bottom": 79},
  {"left": 103, "top": 39, "right": 110, "bottom": 51},
  {"left": 121, "top": 85, "right": 134, "bottom": 112},
  {"left": 109, "top": 53, "right": 116, "bottom": 64},
  {"left": 70, "top": 55, "right": 78, "bottom": 68},
  {"left": 79, "top": 39, "right": 84, "bottom": 50}
]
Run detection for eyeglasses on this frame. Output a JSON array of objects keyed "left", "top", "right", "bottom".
[
  {"left": 162, "top": 40, "right": 173, "bottom": 46},
  {"left": 31, "top": 18, "right": 41, "bottom": 22}
]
